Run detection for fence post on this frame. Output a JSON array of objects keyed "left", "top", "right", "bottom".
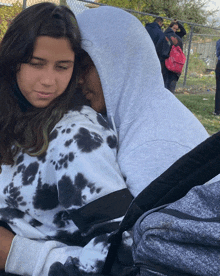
[
  {"left": 183, "top": 25, "right": 194, "bottom": 87},
  {"left": 23, "top": 0, "right": 27, "bottom": 10}
]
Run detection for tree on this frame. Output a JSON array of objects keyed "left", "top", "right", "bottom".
[
  {"left": 0, "top": 2, "right": 22, "bottom": 41},
  {"left": 97, "top": 0, "right": 219, "bottom": 29}
]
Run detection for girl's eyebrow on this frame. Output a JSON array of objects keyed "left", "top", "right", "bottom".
[
  {"left": 31, "top": 57, "right": 74, "bottom": 63},
  {"left": 31, "top": 57, "right": 45, "bottom": 61}
]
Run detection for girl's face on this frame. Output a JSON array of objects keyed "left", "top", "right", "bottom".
[{"left": 16, "top": 36, "right": 75, "bottom": 108}]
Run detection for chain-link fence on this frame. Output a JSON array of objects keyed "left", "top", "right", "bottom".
[
  {"left": 1, "top": 0, "right": 220, "bottom": 92},
  {"left": 179, "top": 31, "right": 219, "bottom": 92}
]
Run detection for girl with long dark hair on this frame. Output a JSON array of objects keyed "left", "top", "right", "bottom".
[{"left": 0, "top": 3, "right": 131, "bottom": 275}]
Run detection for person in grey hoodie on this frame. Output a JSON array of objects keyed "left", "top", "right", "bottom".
[{"left": 76, "top": 6, "right": 209, "bottom": 198}]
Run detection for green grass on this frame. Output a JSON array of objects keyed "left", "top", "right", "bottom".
[
  {"left": 178, "top": 76, "right": 215, "bottom": 88},
  {"left": 177, "top": 53, "right": 216, "bottom": 88},
  {"left": 176, "top": 93, "right": 220, "bottom": 135},
  {"left": 186, "top": 54, "right": 207, "bottom": 75},
  {"left": 177, "top": 74, "right": 216, "bottom": 88},
  {"left": 174, "top": 52, "right": 220, "bottom": 135}
]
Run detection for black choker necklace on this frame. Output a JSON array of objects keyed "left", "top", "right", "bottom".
[{"left": 12, "top": 81, "right": 33, "bottom": 112}]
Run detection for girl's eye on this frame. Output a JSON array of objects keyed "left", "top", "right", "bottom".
[
  {"left": 57, "top": 66, "right": 68, "bottom": 70},
  {"left": 29, "top": 63, "right": 44, "bottom": 68}
]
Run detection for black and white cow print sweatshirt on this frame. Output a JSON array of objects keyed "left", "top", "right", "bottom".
[{"left": 1, "top": 106, "right": 132, "bottom": 275}]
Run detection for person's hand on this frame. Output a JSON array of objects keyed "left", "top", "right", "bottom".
[
  {"left": 49, "top": 257, "right": 105, "bottom": 276},
  {"left": 0, "top": 227, "right": 14, "bottom": 270},
  {"left": 170, "top": 36, "right": 178, "bottom": 46}
]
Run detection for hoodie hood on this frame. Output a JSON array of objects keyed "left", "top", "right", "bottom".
[
  {"left": 77, "top": 6, "right": 164, "bottom": 133},
  {"left": 76, "top": 7, "right": 209, "bottom": 196},
  {"left": 146, "top": 21, "right": 161, "bottom": 31}
]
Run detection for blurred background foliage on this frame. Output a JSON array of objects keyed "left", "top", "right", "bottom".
[
  {"left": 98, "top": 0, "right": 220, "bottom": 35},
  {"left": 0, "top": 1, "right": 22, "bottom": 40}
]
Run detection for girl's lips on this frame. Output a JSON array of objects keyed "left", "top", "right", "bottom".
[{"left": 36, "top": 91, "right": 54, "bottom": 98}]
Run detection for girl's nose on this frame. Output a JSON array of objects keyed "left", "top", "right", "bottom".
[{"left": 40, "top": 68, "right": 56, "bottom": 86}]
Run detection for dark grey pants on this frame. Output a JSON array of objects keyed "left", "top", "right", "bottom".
[{"left": 161, "top": 61, "right": 179, "bottom": 93}]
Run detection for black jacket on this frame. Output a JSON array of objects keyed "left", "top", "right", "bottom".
[
  {"left": 164, "top": 27, "right": 183, "bottom": 49},
  {"left": 145, "top": 22, "right": 165, "bottom": 47}
]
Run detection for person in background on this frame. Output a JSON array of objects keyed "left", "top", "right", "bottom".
[
  {"left": 0, "top": 3, "right": 132, "bottom": 275},
  {"left": 170, "top": 19, "right": 186, "bottom": 39},
  {"left": 145, "top": 17, "right": 165, "bottom": 57},
  {"left": 214, "top": 38, "right": 220, "bottom": 115},
  {"left": 161, "top": 20, "right": 186, "bottom": 92}
]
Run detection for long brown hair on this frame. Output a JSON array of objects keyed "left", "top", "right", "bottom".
[{"left": 0, "top": 2, "right": 87, "bottom": 170}]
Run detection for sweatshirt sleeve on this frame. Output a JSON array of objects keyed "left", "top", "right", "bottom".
[
  {"left": 6, "top": 232, "right": 115, "bottom": 275},
  {"left": 156, "top": 36, "right": 171, "bottom": 60},
  {"left": 6, "top": 235, "right": 82, "bottom": 276},
  {"left": 5, "top": 107, "right": 133, "bottom": 276}
]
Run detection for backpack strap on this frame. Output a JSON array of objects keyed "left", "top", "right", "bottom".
[{"left": 102, "top": 130, "right": 220, "bottom": 274}]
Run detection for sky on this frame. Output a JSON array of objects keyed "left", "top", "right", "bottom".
[
  {"left": 205, "top": 0, "right": 220, "bottom": 24},
  {"left": 207, "top": 0, "right": 220, "bottom": 10}
]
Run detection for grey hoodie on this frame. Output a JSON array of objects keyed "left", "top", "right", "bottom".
[{"left": 76, "top": 6, "right": 209, "bottom": 197}]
